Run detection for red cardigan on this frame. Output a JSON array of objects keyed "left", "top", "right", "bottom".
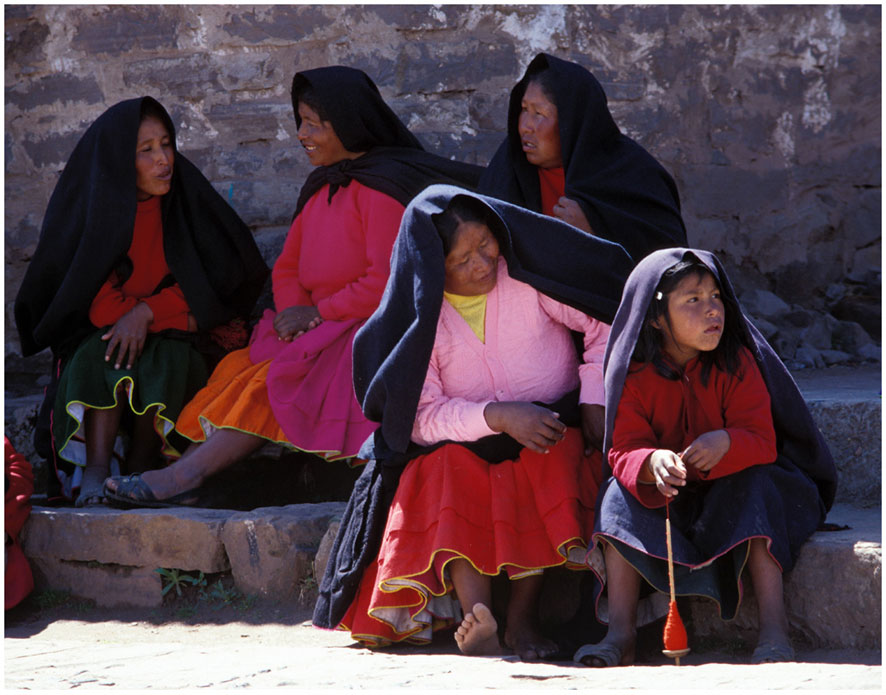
[
  {"left": 608, "top": 347, "right": 777, "bottom": 508},
  {"left": 89, "top": 196, "right": 191, "bottom": 332},
  {"left": 538, "top": 166, "right": 566, "bottom": 217}
]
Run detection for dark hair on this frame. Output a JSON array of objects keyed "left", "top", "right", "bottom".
[
  {"left": 633, "top": 258, "right": 749, "bottom": 385},
  {"left": 432, "top": 195, "right": 503, "bottom": 257},
  {"left": 525, "top": 67, "right": 558, "bottom": 105},
  {"left": 292, "top": 84, "right": 331, "bottom": 123}
]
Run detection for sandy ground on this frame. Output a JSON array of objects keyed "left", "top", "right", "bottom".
[{"left": 4, "top": 595, "right": 881, "bottom": 692}]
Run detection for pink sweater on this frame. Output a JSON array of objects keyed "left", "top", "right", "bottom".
[
  {"left": 412, "top": 260, "right": 610, "bottom": 446},
  {"left": 272, "top": 181, "right": 405, "bottom": 321}
]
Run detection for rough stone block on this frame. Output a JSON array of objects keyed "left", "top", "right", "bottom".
[
  {"left": 312, "top": 520, "right": 340, "bottom": 585},
  {"left": 5, "top": 73, "right": 102, "bottom": 110},
  {"left": 220, "top": 503, "right": 345, "bottom": 600},
  {"left": 21, "top": 507, "right": 231, "bottom": 573},
  {"left": 687, "top": 504, "right": 881, "bottom": 650},
  {"left": 740, "top": 289, "right": 791, "bottom": 320},
  {"left": 30, "top": 556, "right": 162, "bottom": 608}
]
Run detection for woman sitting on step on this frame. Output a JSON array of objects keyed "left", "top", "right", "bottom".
[
  {"left": 480, "top": 53, "right": 687, "bottom": 263},
  {"left": 103, "top": 66, "right": 481, "bottom": 508},
  {"left": 14, "top": 97, "right": 268, "bottom": 507},
  {"left": 313, "top": 185, "right": 633, "bottom": 659}
]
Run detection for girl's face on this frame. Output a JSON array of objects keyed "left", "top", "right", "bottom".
[
  {"left": 297, "top": 101, "right": 357, "bottom": 167},
  {"left": 444, "top": 221, "right": 500, "bottom": 296},
  {"left": 517, "top": 81, "right": 562, "bottom": 170},
  {"left": 135, "top": 116, "right": 174, "bottom": 201},
  {"left": 652, "top": 271, "right": 724, "bottom": 367}
]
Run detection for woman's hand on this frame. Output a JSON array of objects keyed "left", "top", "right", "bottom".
[
  {"left": 102, "top": 301, "right": 153, "bottom": 369},
  {"left": 580, "top": 403, "right": 605, "bottom": 456},
  {"left": 483, "top": 401, "right": 566, "bottom": 454},
  {"left": 681, "top": 430, "right": 731, "bottom": 473},
  {"left": 552, "top": 197, "right": 593, "bottom": 234},
  {"left": 274, "top": 305, "right": 322, "bottom": 342},
  {"left": 646, "top": 449, "right": 687, "bottom": 498},
  {"left": 187, "top": 314, "right": 198, "bottom": 332}
]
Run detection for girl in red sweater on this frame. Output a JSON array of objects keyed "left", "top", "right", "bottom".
[{"left": 576, "top": 249, "right": 836, "bottom": 667}]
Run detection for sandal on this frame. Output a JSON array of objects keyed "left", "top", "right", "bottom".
[
  {"left": 75, "top": 481, "right": 107, "bottom": 508},
  {"left": 751, "top": 641, "right": 795, "bottom": 664},
  {"left": 574, "top": 641, "right": 625, "bottom": 668},
  {"left": 103, "top": 473, "right": 201, "bottom": 509}
]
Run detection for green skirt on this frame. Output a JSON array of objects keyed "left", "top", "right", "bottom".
[{"left": 53, "top": 330, "right": 208, "bottom": 476}]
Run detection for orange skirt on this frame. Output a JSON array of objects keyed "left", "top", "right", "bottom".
[
  {"left": 339, "top": 428, "right": 602, "bottom": 646},
  {"left": 175, "top": 347, "right": 290, "bottom": 446}
]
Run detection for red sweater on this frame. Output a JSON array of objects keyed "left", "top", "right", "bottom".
[
  {"left": 538, "top": 167, "right": 566, "bottom": 217},
  {"left": 608, "top": 347, "right": 777, "bottom": 509},
  {"left": 89, "top": 196, "right": 191, "bottom": 332}
]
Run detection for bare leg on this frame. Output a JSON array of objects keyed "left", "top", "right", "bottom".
[
  {"left": 747, "top": 538, "right": 792, "bottom": 655},
  {"left": 126, "top": 409, "right": 163, "bottom": 474},
  {"left": 104, "top": 428, "right": 262, "bottom": 500},
  {"left": 450, "top": 558, "right": 504, "bottom": 656},
  {"left": 577, "top": 542, "right": 638, "bottom": 666},
  {"left": 79, "top": 402, "right": 125, "bottom": 505},
  {"left": 503, "top": 573, "right": 558, "bottom": 660}
]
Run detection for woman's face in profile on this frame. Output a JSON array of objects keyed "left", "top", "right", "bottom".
[
  {"left": 517, "top": 80, "right": 562, "bottom": 170},
  {"left": 297, "top": 101, "right": 353, "bottom": 167},
  {"left": 135, "top": 116, "right": 174, "bottom": 201}
]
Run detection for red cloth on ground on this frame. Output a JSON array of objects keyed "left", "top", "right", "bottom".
[
  {"left": 538, "top": 166, "right": 566, "bottom": 217},
  {"left": 5, "top": 437, "right": 34, "bottom": 610},
  {"left": 608, "top": 348, "right": 777, "bottom": 509},
  {"left": 340, "top": 430, "right": 602, "bottom": 646},
  {"left": 89, "top": 196, "right": 191, "bottom": 332}
]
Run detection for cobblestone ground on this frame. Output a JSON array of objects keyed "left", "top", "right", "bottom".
[{"left": 4, "top": 602, "right": 881, "bottom": 692}]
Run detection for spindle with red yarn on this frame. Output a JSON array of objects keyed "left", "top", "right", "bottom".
[{"left": 662, "top": 499, "right": 690, "bottom": 664}]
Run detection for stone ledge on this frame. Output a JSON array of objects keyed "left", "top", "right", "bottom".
[
  {"left": 688, "top": 503, "right": 881, "bottom": 650},
  {"left": 20, "top": 502, "right": 346, "bottom": 606}
]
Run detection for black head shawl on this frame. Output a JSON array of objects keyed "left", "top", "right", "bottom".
[
  {"left": 479, "top": 53, "right": 687, "bottom": 262},
  {"left": 14, "top": 97, "right": 269, "bottom": 357},
  {"left": 602, "top": 248, "right": 837, "bottom": 510},
  {"left": 313, "top": 184, "right": 632, "bottom": 629},
  {"left": 291, "top": 66, "right": 482, "bottom": 217},
  {"left": 354, "top": 184, "right": 633, "bottom": 459}
]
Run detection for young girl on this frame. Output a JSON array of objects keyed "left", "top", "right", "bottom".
[{"left": 577, "top": 248, "right": 837, "bottom": 667}]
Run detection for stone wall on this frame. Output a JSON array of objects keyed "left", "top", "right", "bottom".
[{"left": 5, "top": 5, "right": 881, "bottom": 365}]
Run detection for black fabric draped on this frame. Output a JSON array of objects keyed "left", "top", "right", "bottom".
[
  {"left": 291, "top": 67, "right": 482, "bottom": 217},
  {"left": 479, "top": 53, "right": 687, "bottom": 262},
  {"left": 14, "top": 97, "right": 269, "bottom": 358},
  {"left": 313, "top": 184, "right": 634, "bottom": 629},
  {"left": 601, "top": 248, "right": 837, "bottom": 510}
]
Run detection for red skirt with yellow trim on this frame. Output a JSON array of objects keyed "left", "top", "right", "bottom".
[{"left": 339, "top": 427, "right": 602, "bottom": 646}]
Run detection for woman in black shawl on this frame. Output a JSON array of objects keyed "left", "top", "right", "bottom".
[
  {"left": 575, "top": 248, "right": 837, "bottom": 666},
  {"left": 103, "top": 66, "right": 482, "bottom": 508},
  {"left": 313, "top": 184, "right": 632, "bottom": 659},
  {"left": 479, "top": 53, "right": 687, "bottom": 263},
  {"left": 14, "top": 97, "right": 269, "bottom": 506}
]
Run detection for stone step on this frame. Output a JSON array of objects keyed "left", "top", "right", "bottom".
[
  {"left": 688, "top": 503, "right": 881, "bottom": 651},
  {"left": 792, "top": 366, "right": 881, "bottom": 506},
  {"left": 20, "top": 502, "right": 346, "bottom": 607},
  {"left": 21, "top": 500, "right": 879, "bottom": 653}
]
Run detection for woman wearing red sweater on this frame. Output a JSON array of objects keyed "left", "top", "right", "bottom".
[{"left": 14, "top": 97, "right": 268, "bottom": 506}]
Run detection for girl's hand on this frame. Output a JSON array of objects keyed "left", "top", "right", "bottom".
[
  {"left": 552, "top": 197, "right": 593, "bottom": 234},
  {"left": 187, "top": 314, "right": 198, "bottom": 332},
  {"left": 102, "top": 302, "right": 153, "bottom": 369},
  {"left": 274, "top": 305, "right": 322, "bottom": 342},
  {"left": 681, "top": 430, "right": 731, "bottom": 473},
  {"left": 647, "top": 449, "right": 687, "bottom": 498},
  {"left": 483, "top": 401, "right": 566, "bottom": 454},
  {"left": 580, "top": 403, "right": 605, "bottom": 456}
]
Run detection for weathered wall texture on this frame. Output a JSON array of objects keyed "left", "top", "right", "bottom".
[{"left": 5, "top": 5, "right": 881, "bottom": 369}]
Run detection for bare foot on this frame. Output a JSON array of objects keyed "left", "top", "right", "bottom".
[
  {"left": 504, "top": 621, "right": 558, "bottom": 661},
  {"left": 454, "top": 603, "right": 505, "bottom": 656}
]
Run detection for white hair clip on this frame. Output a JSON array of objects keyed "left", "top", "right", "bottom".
[{"left": 655, "top": 291, "right": 663, "bottom": 301}]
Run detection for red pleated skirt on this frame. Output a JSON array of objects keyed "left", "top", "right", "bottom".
[{"left": 339, "top": 427, "right": 602, "bottom": 646}]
